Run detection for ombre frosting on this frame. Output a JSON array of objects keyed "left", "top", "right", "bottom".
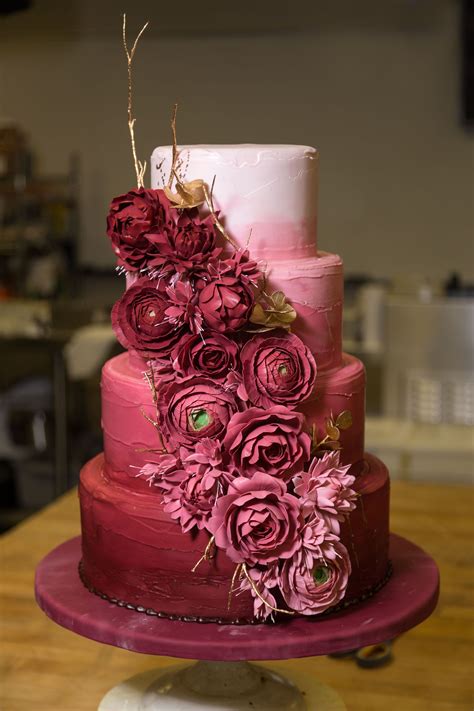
[
  {"left": 78, "top": 143, "right": 391, "bottom": 623},
  {"left": 151, "top": 144, "right": 319, "bottom": 260}
]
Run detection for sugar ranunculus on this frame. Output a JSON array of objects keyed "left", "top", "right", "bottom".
[
  {"left": 240, "top": 331, "right": 317, "bottom": 409},
  {"left": 171, "top": 331, "right": 239, "bottom": 382},
  {"left": 293, "top": 451, "right": 357, "bottom": 530},
  {"left": 157, "top": 377, "right": 239, "bottom": 449},
  {"left": 111, "top": 278, "right": 185, "bottom": 359},
  {"left": 198, "top": 275, "right": 254, "bottom": 332},
  {"left": 279, "top": 541, "right": 351, "bottom": 615},
  {"left": 146, "top": 209, "right": 221, "bottom": 277},
  {"left": 208, "top": 473, "right": 302, "bottom": 565},
  {"left": 106, "top": 188, "right": 175, "bottom": 272},
  {"left": 223, "top": 406, "right": 311, "bottom": 480}
]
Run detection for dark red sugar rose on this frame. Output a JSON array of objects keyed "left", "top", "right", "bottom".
[
  {"left": 223, "top": 405, "right": 311, "bottom": 480},
  {"left": 157, "top": 376, "right": 239, "bottom": 449},
  {"left": 171, "top": 331, "right": 239, "bottom": 381},
  {"left": 240, "top": 331, "right": 317, "bottom": 409},
  {"left": 198, "top": 275, "right": 255, "bottom": 332},
  {"left": 106, "top": 188, "right": 175, "bottom": 272},
  {"left": 111, "top": 277, "right": 185, "bottom": 358}
]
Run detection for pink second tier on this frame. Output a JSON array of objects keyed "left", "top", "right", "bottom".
[{"left": 79, "top": 452, "right": 390, "bottom": 623}]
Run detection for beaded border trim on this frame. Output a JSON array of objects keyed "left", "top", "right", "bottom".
[{"left": 78, "top": 559, "right": 393, "bottom": 626}]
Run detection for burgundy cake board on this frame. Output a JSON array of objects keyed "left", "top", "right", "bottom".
[{"left": 35, "top": 533, "right": 439, "bottom": 662}]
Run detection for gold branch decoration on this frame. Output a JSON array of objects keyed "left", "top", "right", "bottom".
[
  {"left": 202, "top": 177, "right": 240, "bottom": 248},
  {"left": 191, "top": 536, "right": 216, "bottom": 573},
  {"left": 122, "top": 14, "right": 149, "bottom": 188},
  {"left": 163, "top": 104, "right": 207, "bottom": 209},
  {"left": 311, "top": 410, "right": 353, "bottom": 454},
  {"left": 241, "top": 564, "right": 294, "bottom": 616}
]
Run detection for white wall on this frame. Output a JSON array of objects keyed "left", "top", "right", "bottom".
[{"left": 1, "top": 1, "right": 473, "bottom": 279}]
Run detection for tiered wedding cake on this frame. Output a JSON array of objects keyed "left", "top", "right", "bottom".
[{"left": 79, "top": 145, "right": 390, "bottom": 623}]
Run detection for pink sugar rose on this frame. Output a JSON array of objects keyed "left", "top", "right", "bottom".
[
  {"left": 208, "top": 473, "right": 303, "bottom": 565},
  {"left": 165, "top": 280, "right": 203, "bottom": 335},
  {"left": 293, "top": 451, "right": 357, "bottom": 530},
  {"left": 223, "top": 406, "right": 311, "bottom": 480},
  {"left": 171, "top": 331, "right": 239, "bottom": 382},
  {"left": 279, "top": 540, "right": 351, "bottom": 615},
  {"left": 240, "top": 331, "right": 317, "bottom": 409},
  {"left": 147, "top": 209, "right": 221, "bottom": 277},
  {"left": 157, "top": 377, "right": 239, "bottom": 449},
  {"left": 198, "top": 275, "right": 254, "bottom": 332},
  {"left": 112, "top": 277, "right": 185, "bottom": 358},
  {"left": 106, "top": 188, "right": 175, "bottom": 272}
]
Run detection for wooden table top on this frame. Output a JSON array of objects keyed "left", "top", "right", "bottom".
[{"left": 1, "top": 480, "right": 473, "bottom": 710}]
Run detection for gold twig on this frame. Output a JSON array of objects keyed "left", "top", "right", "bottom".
[
  {"left": 122, "top": 14, "right": 149, "bottom": 188},
  {"left": 191, "top": 536, "right": 216, "bottom": 573},
  {"left": 167, "top": 103, "right": 179, "bottom": 188},
  {"left": 139, "top": 408, "right": 167, "bottom": 453},
  {"left": 241, "top": 563, "right": 294, "bottom": 616},
  {"left": 227, "top": 563, "right": 244, "bottom": 610},
  {"left": 144, "top": 369, "right": 158, "bottom": 404},
  {"left": 202, "top": 180, "right": 239, "bottom": 249}
]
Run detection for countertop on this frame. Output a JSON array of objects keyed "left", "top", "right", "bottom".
[{"left": 1, "top": 481, "right": 473, "bottom": 710}]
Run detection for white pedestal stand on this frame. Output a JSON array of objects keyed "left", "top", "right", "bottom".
[{"left": 98, "top": 660, "right": 346, "bottom": 710}]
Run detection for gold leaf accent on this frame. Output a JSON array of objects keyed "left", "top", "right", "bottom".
[
  {"left": 325, "top": 422, "right": 341, "bottom": 441},
  {"left": 336, "top": 410, "right": 353, "bottom": 430},
  {"left": 249, "top": 291, "right": 297, "bottom": 332},
  {"left": 165, "top": 178, "right": 207, "bottom": 209}
]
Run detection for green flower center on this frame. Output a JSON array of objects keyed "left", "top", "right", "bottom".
[
  {"left": 313, "top": 565, "right": 331, "bottom": 586},
  {"left": 189, "top": 408, "right": 212, "bottom": 431},
  {"left": 278, "top": 364, "right": 288, "bottom": 377}
]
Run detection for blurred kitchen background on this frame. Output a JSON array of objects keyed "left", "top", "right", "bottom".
[{"left": 0, "top": 0, "right": 473, "bottom": 531}]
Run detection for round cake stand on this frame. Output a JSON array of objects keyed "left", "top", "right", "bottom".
[{"left": 35, "top": 534, "right": 439, "bottom": 710}]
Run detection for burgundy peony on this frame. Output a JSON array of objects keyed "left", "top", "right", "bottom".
[
  {"left": 171, "top": 331, "right": 239, "bottom": 382},
  {"left": 157, "top": 376, "right": 239, "bottom": 449},
  {"left": 279, "top": 541, "right": 351, "bottom": 615},
  {"left": 294, "top": 451, "right": 357, "bottom": 530},
  {"left": 240, "top": 331, "right": 317, "bottom": 409},
  {"left": 223, "top": 406, "right": 311, "bottom": 480},
  {"left": 106, "top": 188, "right": 175, "bottom": 272},
  {"left": 208, "top": 473, "right": 303, "bottom": 565},
  {"left": 146, "top": 210, "right": 221, "bottom": 277},
  {"left": 198, "top": 275, "right": 254, "bottom": 332},
  {"left": 111, "top": 278, "right": 185, "bottom": 359}
]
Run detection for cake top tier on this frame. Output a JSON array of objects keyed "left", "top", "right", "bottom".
[{"left": 151, "top": 144, "right": 319, "bottom": 261}]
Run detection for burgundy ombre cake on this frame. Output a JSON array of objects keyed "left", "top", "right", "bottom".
[{"left": 79, "top": 145, "right": 390, "bottom": 623}]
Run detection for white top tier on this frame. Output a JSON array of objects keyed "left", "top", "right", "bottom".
[{"left": 151, "top": 144, "right": 319, "bottom": 260}]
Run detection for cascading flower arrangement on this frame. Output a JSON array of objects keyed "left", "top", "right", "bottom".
[{"left": 105, "top": 15, "right": 358, "bottom": 621}]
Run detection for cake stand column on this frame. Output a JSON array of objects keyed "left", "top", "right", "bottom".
[{"left": 98, "top": 659, "right": 346, "bottom": 710}]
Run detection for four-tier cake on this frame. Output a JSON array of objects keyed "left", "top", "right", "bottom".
[{"left": 79, "top": 144, "right": 390, "bottom": 623}]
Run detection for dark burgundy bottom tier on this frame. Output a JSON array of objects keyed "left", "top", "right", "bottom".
[{"left": 79, "top": 453, "right": 390, "bottom": 623}]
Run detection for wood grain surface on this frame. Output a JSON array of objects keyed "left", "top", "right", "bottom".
[{"left": 1, "top": 480, "right": 473, "bottom": 710}]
